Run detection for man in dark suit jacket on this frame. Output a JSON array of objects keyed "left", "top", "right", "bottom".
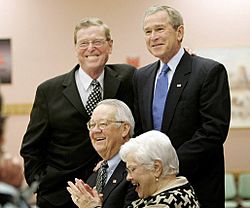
[
  {"left": 20, "top": 18, "right": 135, "bottom": 208},
  {"left": 67, "top": 99, "right": 138, "bottom": 208},
  {"left": 133, "top": 6, "right": 231, "bottom": 208}
]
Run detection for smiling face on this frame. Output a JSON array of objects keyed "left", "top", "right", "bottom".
[
  {"left": 143, "top": 10, "right": 183, "bottom": 63},
  {"left": 89, "top": 104, "right": 130, "bottom": 160},
  {"left": 75, "top": 25, "right": 113, "bottom": 75},
  {"left": 125, "top": 154, "right": 158, "bottom": 199}
]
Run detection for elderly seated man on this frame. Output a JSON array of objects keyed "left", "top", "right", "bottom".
[{"left": 67, "top": 99, "right": 138, "bottom": 208}]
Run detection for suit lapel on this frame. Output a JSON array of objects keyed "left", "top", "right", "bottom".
[
  {"left": 142, "top": 61, "right": 159, "bottom": 129},
  {"left": 62, "top": 65, "right": 88, "bottom": 117},
  {"left": 62, "top": 64, "right": 122, "bottom": 118},
  {"left": 102, "top": 161, "right": 127, "bottom": 203},
  {"left": 86, "top": 171, "right": 97, "bottom": 188},
  {"left": 103, "top": 65, "right": 121, "bottom": 99},
  {"left": 162, "top": 52, "right": 192, "bottom": 131}
]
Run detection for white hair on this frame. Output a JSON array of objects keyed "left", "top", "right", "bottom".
[
  {"left": 120, "top": 130, "right": 179, "bottom": 176},
  {"left": 96, "top": 99, "right": 135, "bottom": 137}
]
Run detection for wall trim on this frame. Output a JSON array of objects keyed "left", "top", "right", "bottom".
[{"left": 3, "top": 103, "right": 32, "bottom": 115}]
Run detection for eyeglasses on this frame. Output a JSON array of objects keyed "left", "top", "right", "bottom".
[
  {"left": 77, "top": 39, "right": 108, "bottom": 49},
  {"left": 87, "top": 119, "right": 124, "bottom": 131}
]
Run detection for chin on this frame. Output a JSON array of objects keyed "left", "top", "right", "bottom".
[
  {"left": 138, "top": 193, "right": 146, "bottom": 199},
  {"left": 150, "top": 51, "right": 163, "bottom": 58},
  {"left": 137, "top": 192, "right": 142, "bottom": 198}
]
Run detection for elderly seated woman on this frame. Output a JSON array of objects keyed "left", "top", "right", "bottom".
[
  {"left": 120, "top": 130, "right": 199, "bottom": 207},
  {"left": 67, "top": 130, "right": 200, "bottom": 208}
]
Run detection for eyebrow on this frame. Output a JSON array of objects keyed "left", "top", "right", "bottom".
[{"left": 144, "top": 23, "right": 166, "bottom": 29}]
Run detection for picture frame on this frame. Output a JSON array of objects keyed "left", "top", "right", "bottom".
[{"left": 0, "top": 39, "right": 12, "bottom": 84}]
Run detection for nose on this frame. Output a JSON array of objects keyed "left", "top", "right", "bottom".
[
  {"left": 89, "top": 123, "right": 102, "bottom": 133},
  {"left": 150, "top": 30, "right": 159, "bottom": 40},
  {"left": 87, "top": 42, "right": 94, "bottom": 48},
  {"left": 92, "top": 125, "right": 102, "bottom": 132},
  {"left": 126, "top": 172, "right": 132, "bottom": 181}
]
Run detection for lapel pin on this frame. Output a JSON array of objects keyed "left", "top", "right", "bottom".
[
  {"left": 112, "top": 179, "right": 117, "bottom": 184},
  {"left": 177, "top": 84, "right": 182, "bottom": 88}
]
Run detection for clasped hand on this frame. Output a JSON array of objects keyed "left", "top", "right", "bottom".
[{"left": 67, "top": 178, "right": 102, "bottom": 208}]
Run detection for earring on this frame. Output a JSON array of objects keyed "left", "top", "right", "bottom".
[{"left": 155, "top": 177, "right": 159, "bottom": 182}]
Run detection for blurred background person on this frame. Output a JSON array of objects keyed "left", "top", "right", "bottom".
[
  {"left": 0, "top": 93, "right": 27, "bottom": 207},
  {"left": 0, "top": 93, "right": 23, "bottom": 188}
]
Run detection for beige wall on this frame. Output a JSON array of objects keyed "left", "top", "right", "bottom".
[{"left": 0, "top": 0, "right": 250, "bottom": 172}]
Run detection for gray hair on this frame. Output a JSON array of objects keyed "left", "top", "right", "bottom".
[
  {"left": 143, "top": 5, "right": 183, "bottom": 30},
  {"left": 74, "top": 17, "right": 112, "bottom": 44},
  {"left": 96, "top": 99, "right": 134, "bottom": 137},
  {"left": 120, "top": 130, "right": 179, "bottom": 176}
]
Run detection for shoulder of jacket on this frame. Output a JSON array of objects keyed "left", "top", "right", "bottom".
[
  {"left": 106, "top": 64, "right": 136, "bottom": 71},
  {"left": 38, "top": 67, "right": 76, "bottom": 89}
]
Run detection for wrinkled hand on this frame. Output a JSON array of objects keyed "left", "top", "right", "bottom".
[
  {"left": 0, "top": 155, "right": 24, "bottom": 188},
  {"left": 67, "top": 178, "right": 102, "bottom": 208}
]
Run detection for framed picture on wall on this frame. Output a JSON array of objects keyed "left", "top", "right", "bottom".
[
  {"left": 0, "top": 39, "right": 12, "bottom": 84},
  {"left": 196, "top": 47, "right": 250, "bottom": 128}
]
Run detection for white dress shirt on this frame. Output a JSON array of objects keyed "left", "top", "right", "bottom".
[{"left": 75, "top": 67, "right": 104, "bottom": 106}]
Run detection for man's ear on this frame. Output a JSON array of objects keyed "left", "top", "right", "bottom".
[
  {"left": 121, "top": 123, "right": 130, "bottom": 140},
  {"left": 176, "top": 25, "right": 184, "bottom": 42},
  {"left": 108, "top": 39, "right": 113, "bottom": 54}
]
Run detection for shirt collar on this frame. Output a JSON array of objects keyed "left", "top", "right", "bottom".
[
  {"left": 160, "top": 47, "right": 185, "bottom": 72},
  {"left": 107, "top": 153, "right": 121, "bottom": 171},
  {"left": 78, "top": 67, "right": 104, "bottom": 90}
]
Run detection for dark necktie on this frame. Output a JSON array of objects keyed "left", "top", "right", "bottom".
[
  {"left": 96, "top": 161, "right": 108, "bottom": 193},
  {"left": 85, "top": 80, "right": 102, "bottom": 116},
  {"left": 152, "top": 64, "right": 170, "bottom": 130}
]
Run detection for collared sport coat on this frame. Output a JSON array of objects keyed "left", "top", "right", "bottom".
[
  {"left": 20, "top": 64, "right": 135, "bottom": 206},
  {"left": 87, "top": 161, "right": 138, "bottom": 208},
  {"left": 133, "top": 51, "right": 231, "bottom": 208}
]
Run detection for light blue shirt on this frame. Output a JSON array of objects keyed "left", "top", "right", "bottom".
[
  {"left": 154, "top": 47, "right": 185, "bottom": 93},
  {"left": 106, "top": 153, "right": 121, "bottom": 184}
]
